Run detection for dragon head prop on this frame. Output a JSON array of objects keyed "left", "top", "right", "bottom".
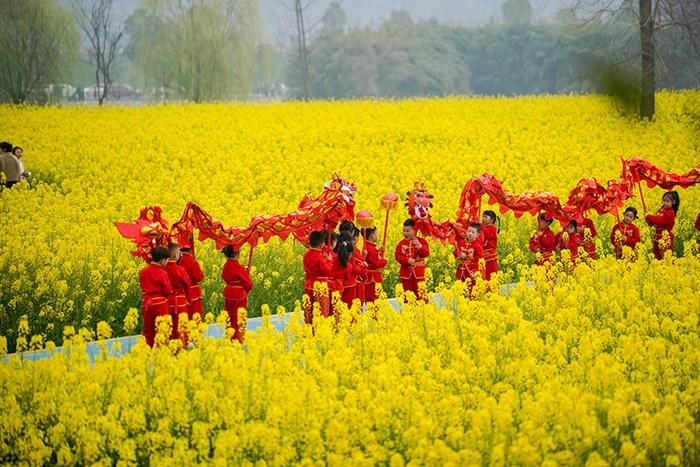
[{"left": 405, "top": 182, "right": 434, "bottom": 220}]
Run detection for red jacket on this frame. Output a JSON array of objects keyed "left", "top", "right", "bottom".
[
  {"left": 165, "top": 261, "right": 191, "bottom": 295},
  {"left": 454, "top": 238, "right": 483, "bottom": 279},
  {"left": 222, "top": 259, "right": 253, "bottom": 292},
  {"left": 395, "top": 237, "right": 430, "bottom": 280},
  {"left": 481, "top": 224, "right": 498, "bottom": 263},
  {"left": 556, "top": 231, "right": 579, "bottom": 262},
  {"left": 645, "top": 207, "right": 676, "bottom": 240},
  {"left": 331, "top": 255, "right": 354, "bottom": 292},
  {"left": 303, "top": 248, "right": 333, "bottom": 290},
  {"left": 578, "top": 218, "right": 597, "bottom": 258},
  {"left": 352, "top": 248, "right": 368, "bottom": 284},
  {"left": 178, "top": 252, "right": 203, "bottom": 304},
  {"left": 364, "top": 241, "right": 388, "bottom": 283},
  {"left": 529, "top": 227, "right": 557, "bottom": 263},
  {"left": 179, "top": 252, "right": 204, "bottom": 283},
  {"left": 140, "top": 263, "right": 173, "bottom": 297},
  {"left": 610, "top": 222, "right": 640, "bottom": 258}
]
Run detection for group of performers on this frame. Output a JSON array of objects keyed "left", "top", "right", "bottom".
[{"left": 138, "top": 189, "right": 699, "bottom": 347}]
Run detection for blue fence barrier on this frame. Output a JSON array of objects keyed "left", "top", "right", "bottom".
[{"left": 4, "top": 281, "right": 532, "bottom": 364}]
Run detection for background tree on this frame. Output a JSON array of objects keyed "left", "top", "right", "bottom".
[
  {"left": 502, "top": 0, "right": 534, "bottom": 26},
  {"left": 129, "top": 0, "right": 261, "bottom": 102},
  {"left": 0, "top": 0, "right": 79, "bottom": 104},
  {"left": 72, "top": 0, "right": 127, "bottom": 105},
  {"left": 574, "top": 0, "right": 700, "bottom": 119}
]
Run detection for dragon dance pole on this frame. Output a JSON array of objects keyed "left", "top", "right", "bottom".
[
  {"left": 247, "top": 244, "right": 255, "bottom": 270},
  {"left": 380, "top": 193, "right": 399, "bottom": 250},
  {"left": 637, "top": 181, "right": 648, "bottom": 215}
]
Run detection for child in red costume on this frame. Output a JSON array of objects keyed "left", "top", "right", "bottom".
[
  {"left": 395, "top": 219, "right": 430, "bottom": 301},
  {"left": 610, "top": 207, "right": 641, "bottom": 260},
  {"left": 555, "top": 220, "right": 580, "bottom": 265},
  {"left": 529, "top": 213, "right": 557, "bottom": 265},
  {"left": 165, "top": 244, "right": 191, "bottom": 341},
  {"left": 480, "top": 210, "right": 499, "bottom": 281},
  {"left": 222, "top": 245, "right": 253, "bottom": 342},
  {"left": 178, "top": 247, "right": 204, "bottom": 319},
  {"left": 139, "top": 247, "right": 173, "bottom": 347},
  {"left": 454, "top": 223, "right": 484, "bottom": 297},
  {"left": 645, "top": 191, "right": 679, "bottom": 260},
  {"left": 362, "top": 227, "right": 388, "bottom": 303},
  {"left": 302, "top": 231, "right": 333, "bottom": 324}
]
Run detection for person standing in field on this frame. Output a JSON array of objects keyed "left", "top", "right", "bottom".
[
  {"left": 0, "top": 141, "right": 20, "bottom": 188},
  {"left": 610, "top": 207, "right": 641, "bottom": 260},
  {"left": 12, "top": 147, "right": 30, "bottom": 181},
  {"left": 333, "top": 232, "right": 356, "bottom": 309},
  {"left": 395, "top": 219, "right": 430, "bottom": 302},
  {"left": 362, "top": 227, "right": 388, "bottom": 304},
  {"left": 645, "top": 191, "right": 679, "bottom": 260},
  {"left": 454, "top": 222, "right": 483, "bottom": 297},
  {"left": 178, "top": 245, "right": 204, "bottom": 320},
  {"left": 303, "top": 231, "right": 333, "bottom": 324},
  {"left": 529, "top": 214, "right": 557, "bottom": 266},
  {"left": 480, "top": 210, "right": 499, "bottom": 281},
  {"left": 555, "top": 220, "right": 580, "bottom": 265},
  {"left": 351, "top": 228, "right": 368, "bottom": 307},
  {"left": 165, "top": 244, "right": 191, "bottom": 341},
  {"left": 221, "top": 245, "right": 252, "bottom": 343},
  {"left": 139, "top": 247, "right": 173, "bottom": 347},
  {"left": 577, "top": 216, "right": 597, "bottom": 260}
]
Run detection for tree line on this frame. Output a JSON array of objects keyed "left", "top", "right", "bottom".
[{"left": 0, "top": 0, "right": 697, "bottom": 119}]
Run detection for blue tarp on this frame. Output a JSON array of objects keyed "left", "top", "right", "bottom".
[{"left": 4, "top": 282, "right": 531, "bottom": 363}]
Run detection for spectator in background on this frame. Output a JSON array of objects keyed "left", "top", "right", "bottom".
[
  {"left": 12, "top": 147, "right": 30, "bottom": 181},
  {"left": 0, "top": 141, "right": 21, "bottom": 188}
]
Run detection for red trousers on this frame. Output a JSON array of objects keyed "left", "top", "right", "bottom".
[
  {"left": 653, "top": 233, "right": 674, "bottom": 260},
  {"left": 355, "top": 283, "right": 365, "bottom": 307},
  {"left": 188, "top": 284, "right": 203, "bottom": 319},
  {"left": 400, "top": 276, "right": 426, "bottom": 302},
  {"left": 484, "top": 261, "right": 498, "bottom": 281},
  {"left": 341, "top": 285, "right": 357, "bottom": 308},
  {"left": 224, "top": 285, "right": 247, "bottom": 342},
  {"left": 303, "top": 283, "right": 332, "bottom": 325},
  {"left": 364, "top": 281, "right": 380, "bottom": 303},
  {"left": 169, "top": 293, "right": 189, "bottom": 340},
  {"left": 142, "top": 295, "right": 169, "bottom": 347}
]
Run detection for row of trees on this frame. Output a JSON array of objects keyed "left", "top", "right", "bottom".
[
  {"left": 0, "top": 0, "right": 261, "bottom": 104},
  {"left": 0, "top": 0, "right": 698, "bottom": 119},
  {"left": 287, "top": 1, "right": 699, "bottom": 116}
]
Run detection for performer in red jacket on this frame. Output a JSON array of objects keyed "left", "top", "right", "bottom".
[
  {"left": 555, "top": 220, "right": 580, "bottom": 265},
  {"left": 480, "top": 210, "right": 499, "bottom": 281},
  {"left": 165, "top": 244, "right": 191, "bottom": 341},
  {"left": 577, "top": 217, "right": 597, "bottom": 260},
  {"left": 139, "top": 247, "right": 173, "bottom": 347},
  {"left": 222, "top": 245, "right": 253, "bottom": 342},
  {"left": 352, "top": 229, "right": 368, "bottom": 307},
  {"left": 610, "top": 207, "right": 641, "bottom": 260},
  {"left": 645, "top": 191, "right": 679, "bottom": 260},
  {"left": 302, "top": 231, "right": 333, "bottom": 324},
  {"left": 529, "top": 214, "right": 557, "bottom": 266},
  {"left": 454, "top": 223, "right": 484, "bottom": 297},
  {"left": 333, "top": 234, "right": 356, "bottom": 310},
  {"left": 362, "top": 227, "right": 388, "bottom": 303},
  {"left": 178, "top": 247, "right": 204, "bottom": 319},
  {"left": 395, "top": 219, "right": 430, "bottom": 301}
]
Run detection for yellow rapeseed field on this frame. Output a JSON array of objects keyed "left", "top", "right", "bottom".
[
  {"left": 1, "top": 257, "right": 699, "bottom": 464},
  {"left": 0, "top": 92, "right": 699, "bottom": 348},
  {"left": 1, "top": 92, "right": 699, "bottom": 464}
]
